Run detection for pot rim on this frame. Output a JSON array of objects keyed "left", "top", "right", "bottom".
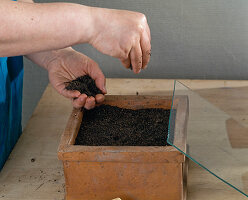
[{"left": 58, "top": 95, "right": 188, "bottom": 163}]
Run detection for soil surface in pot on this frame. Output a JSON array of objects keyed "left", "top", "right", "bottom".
[
  {"left": 65, "top": 75, "right": 102, "bottom": 97},
  {"left": 75, "top": 105, "right": 171, "bottom": 146}
]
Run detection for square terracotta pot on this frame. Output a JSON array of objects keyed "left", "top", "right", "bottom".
[{"left": 58, "top": 95, "right": 189, "bottom": 200}]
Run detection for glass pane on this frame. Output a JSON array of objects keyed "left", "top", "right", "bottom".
[{"left": 168, "top": 80, "right": 248, "bottom": 197}]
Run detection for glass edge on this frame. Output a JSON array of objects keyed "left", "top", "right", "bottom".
[
  {"left": 167, "top": 80, "right": 176, "bottom": 145},
  {"left": 171, "top": 143, "right": 248, "bottom": 197},
  {"left": 167, "top": 80, "right": 248, "bottom": 198}
]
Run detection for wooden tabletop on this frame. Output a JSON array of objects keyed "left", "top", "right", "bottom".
[{"left": 0, "top": 79, "right": 248, "bottom": 200}]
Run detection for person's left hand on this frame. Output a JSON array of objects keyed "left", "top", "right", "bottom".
[{"left": 46, "top": 48, "right": 107, "bottom": 109}]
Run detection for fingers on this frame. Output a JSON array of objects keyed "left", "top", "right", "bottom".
[
  {"left": 130, "top": 42, "right": 142, "bottom": 74},
  {"left": 72, "top": 94, "right": 104, "bottom": 109},
  {"left": 72, "top": 94, "right": 98, "bottom": 110},
  {"left": 72, "top": 59, "right": 106, "bottom": 109},
  {"left": 84, "top": 96, "right": 96, "bottom": 110},
  {"left": 67, "top": 58, "right": 106, "bottom": 109},
  {"left": 140, "top": 31, "right": 151, "bottom": 69},
  {"left": 83, "top": 94, "right": 104, "bottom": 109},
  {"left": 61, "top": 89, "right": 81, "bottom": 99},
  {"left": 95, "top": 94, "right": 105, "bottom": 104},
  {"left": 126, "top": 29, "right": 151, "bottom": 73},
  {"left": 72, "top": 94, "right": 87, "bottom": 109},
  {"left": 120, "top": 56, "right": 131, "bottom": 69}
]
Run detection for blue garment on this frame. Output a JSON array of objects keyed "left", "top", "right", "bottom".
[
  {"left": 0, "top": 0, "right": 23, "bottom": 171},
  {"left": 0, "top": 56, "right": 23, "bottom": 170}
]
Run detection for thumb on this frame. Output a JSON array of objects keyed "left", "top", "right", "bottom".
[
  {"left": 95, "top": 75, "right": 107, "bottom": 94},
  {"left": 87, "top": 59, "right": 107, "bottom": 94}
]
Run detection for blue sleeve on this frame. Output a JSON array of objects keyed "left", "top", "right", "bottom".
[
  {"left": 0, "top": 0, "right": 24, "bottom": 170},
  {"left": 0, "top": 56, "right": 23, "bottom": 170}
]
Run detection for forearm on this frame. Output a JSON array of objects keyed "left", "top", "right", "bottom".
[
  {"left": 19, "top": 0, "right": 33, "bottom": 3},
  {"left": 17, "top": 0, "right": 69, "bottom": 70},
  {"left": 0, "top": 0, "right": 95, "bottom": 57},
  {"left": 25, "top": 47, "right": 73, "bottom": 70},
  {"left": 19, "top": 0, "right": 73, "bottom": 70}
]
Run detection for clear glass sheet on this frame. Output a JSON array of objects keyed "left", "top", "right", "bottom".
[{"left": 168, "top": 80, "right": 248, "bottom": 197}]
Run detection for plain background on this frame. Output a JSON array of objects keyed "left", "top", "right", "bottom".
[{"left": 22, "top": 0, "right": 248, "bottom": 127}]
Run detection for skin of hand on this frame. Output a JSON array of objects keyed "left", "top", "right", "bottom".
[
  {"left": 2, "top": 0, "right": 151, "bottom": 74},
  {"left": 27, "top": 48, "right": 106, "bottom": 109},
  {"left": 89, "top": 7, "right": 151, "bottom": 73}
]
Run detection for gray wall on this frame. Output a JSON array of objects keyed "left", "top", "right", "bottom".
[
  {"left": 22, "top": 58, "right": 48, "bottom": 128},
  {"left": 23, "top": 0, "right": 248, "bottom": 127}
]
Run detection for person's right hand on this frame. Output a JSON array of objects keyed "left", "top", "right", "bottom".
[{"left": 88, "top": 8, "right": 151, "bottom": 74}]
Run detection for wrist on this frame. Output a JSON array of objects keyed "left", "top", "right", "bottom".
[
  {"left": 76, "top": 5, "right": 98, "bottom": 44},
  {"left": 42, "top": 50, "right": 60, "bottom": 71},
  {"left": 87, "top": 6, "right": 107, "bottom": 45},
  {"left": 25, "top": 50, "right": 57, "bottom": 71},
  {"left": 44, "top": 48, "right": 74, "bottom": 71}
]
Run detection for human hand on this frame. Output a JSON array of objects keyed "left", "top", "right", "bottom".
[
  {"left": 46, "top": 48, "right": 106, "bottom": 109},
  {"left": 89, "top": 8, "right": 151, "bottom": 74}
]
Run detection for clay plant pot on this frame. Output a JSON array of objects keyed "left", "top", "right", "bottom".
[{"left": 58, "top": 95, "right": 189, "bottom": 200}]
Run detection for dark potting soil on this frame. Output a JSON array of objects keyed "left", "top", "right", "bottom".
[
  {"left": 65, "top": 75, "right": 102, "bottom": 97},
  {"left": 75, "top": 105, "right": 171, "bottom": 146}
]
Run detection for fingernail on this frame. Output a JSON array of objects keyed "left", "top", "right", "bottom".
[
  {"left": 75, "top": 91, "right": 80, "bottom": 97},
  {"left": 144, "top": 65, "right": 147, "bottom": 69},
  {"left": 80, "top": 96, "right": 84, "bottom": 101},
  {"left": 103, "top": 86, "right": 107, "bottom": 93}
]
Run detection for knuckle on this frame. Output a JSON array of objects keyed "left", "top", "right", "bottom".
[
  {"left": 130, "top": 34, "right": 139, "bottom": 45},
  {"left": 136, "top": 13, "right": 148, "bottom": 34},
  {"left": 73, "top": 103, "right": 81, "bottom": 109},
  {"left": 122, "top": 51, "right": 129, "bottom": 60},
  {"left": 85, "top": 104, "right": 93, "bottom": 110},
  {"left": 119, "top": 43, "right": 131, "bottom": 59},
  {"left": 137, "top": 12, "right": 147, "bottom": 22},
  {"left": 138, "top": 25, "right": 145, "bottom": 34},
  {"left": 133, "top": 13, "right": 147, "bottom": 34}
]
